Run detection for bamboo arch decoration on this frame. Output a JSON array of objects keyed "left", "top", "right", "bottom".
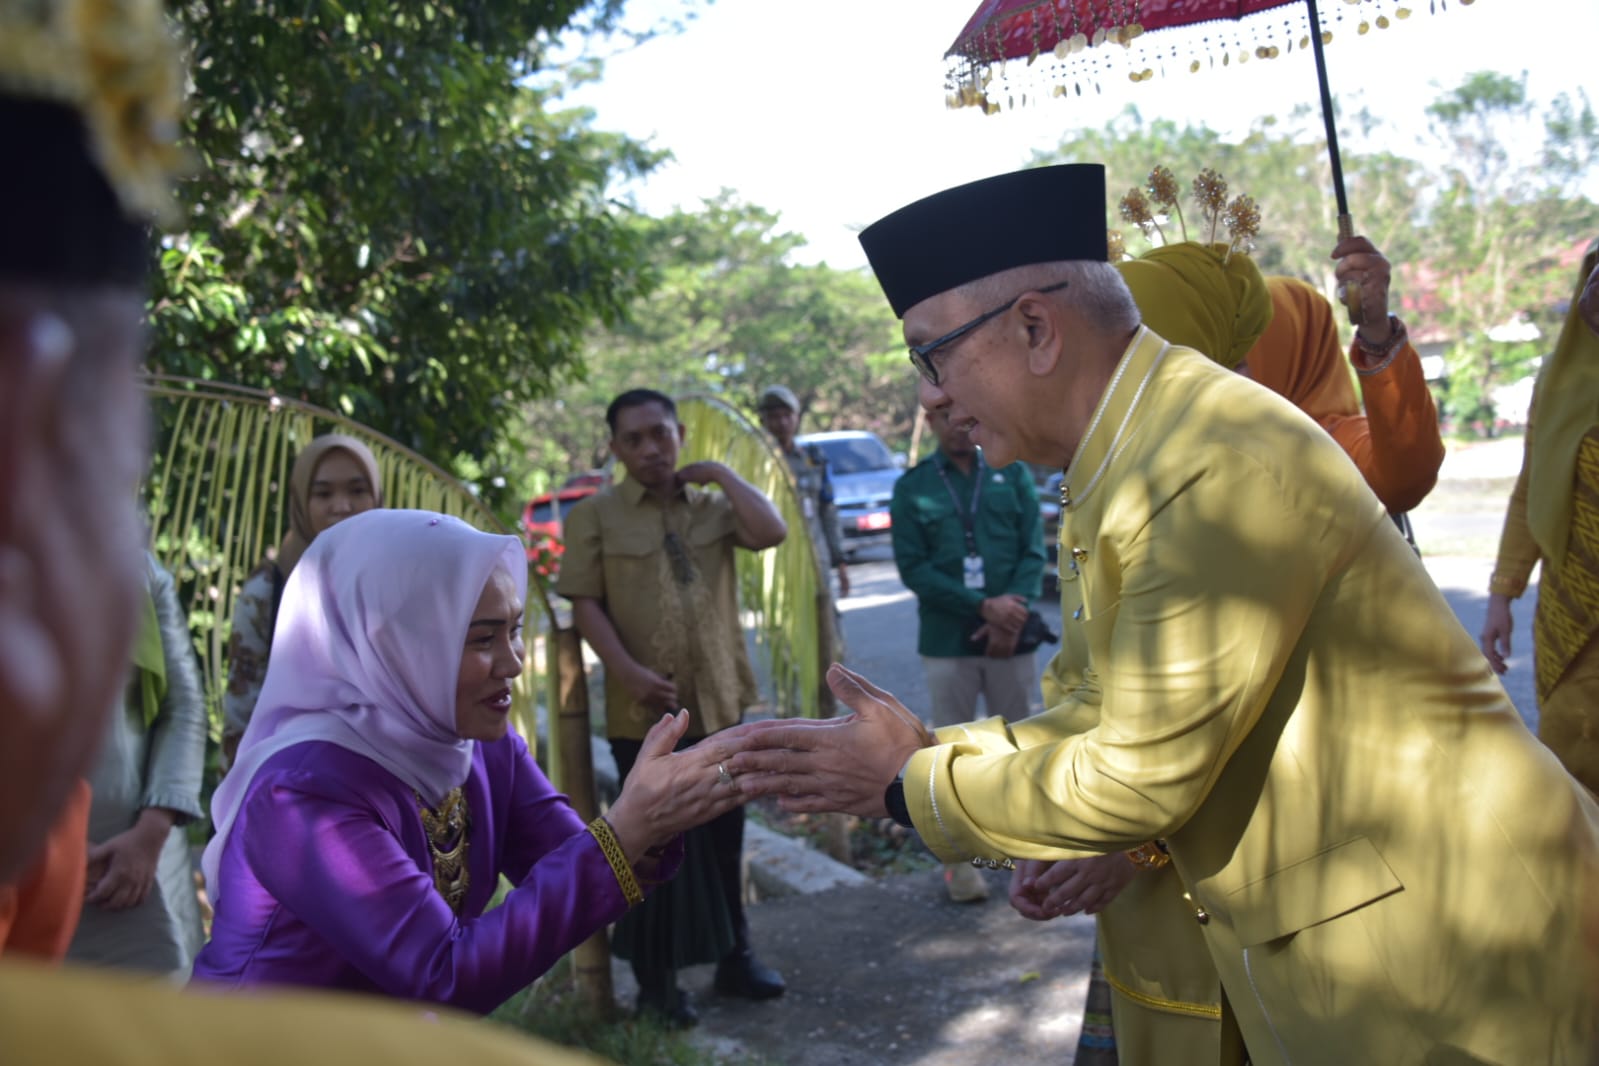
[
  {"left": 676, "top": 393, "right": 830, "bottom": 720},
  {"left": 140, "top": 376, "right": 551, "bottom": 754}
]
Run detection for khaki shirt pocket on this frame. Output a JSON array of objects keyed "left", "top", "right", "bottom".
[{"left": 595, "top": 525, "right": 665, "bottom": 635}]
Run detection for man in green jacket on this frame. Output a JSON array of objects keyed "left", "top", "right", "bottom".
[{"left": 891, "top": 406, "right": 1045, "bottom": 900}]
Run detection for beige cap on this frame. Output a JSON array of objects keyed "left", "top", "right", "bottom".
[{"left": 758, "top": 385, "right": 800, "bottom": 412}]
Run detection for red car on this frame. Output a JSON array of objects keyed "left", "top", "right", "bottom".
[{"left": 521, "top": 483, "right": 600, "bottom": 578}]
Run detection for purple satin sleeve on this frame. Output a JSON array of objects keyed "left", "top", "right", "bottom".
[
  {"left": 496, "top": 738, "right": 685, "bottom": 889},
  {"left": 192, "top": 739, "right": 679, "bottom": 1015}
]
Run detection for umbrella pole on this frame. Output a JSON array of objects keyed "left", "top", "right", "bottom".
[{"left": 1303, "top": 0, "right": 1364, "bottom": 324}]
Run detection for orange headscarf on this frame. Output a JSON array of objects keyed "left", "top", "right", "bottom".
[
  {"left": 274, "top": 434, "right": 383, "bottom": 576},
  {"left": 1244, "top": 277, "right": 1361, "bottom": 422}
]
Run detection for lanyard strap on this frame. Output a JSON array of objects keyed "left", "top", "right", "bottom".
[{"left": 934, "top": 454, "right": 985, "bottom": 556}]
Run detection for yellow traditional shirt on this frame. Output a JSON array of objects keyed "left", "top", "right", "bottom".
[
  {"left": 557, "top": 478, "right": 757, "bottom": 739},
  {"left": 910, "top": 327, "right": 1599, "bottom": 1065}
]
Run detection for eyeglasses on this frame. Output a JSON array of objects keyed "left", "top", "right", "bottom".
[{"left": 907, "top": 280, "right": 1070, "bottom": 387}]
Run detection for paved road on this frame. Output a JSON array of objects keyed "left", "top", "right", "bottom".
[
  {"left": 836, "top": 537, "right": 1538, "bottom": 734},
  {"left": 836, "top": 544, "right": 1059, "bottom": 720}
]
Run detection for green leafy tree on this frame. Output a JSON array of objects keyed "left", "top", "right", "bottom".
[
  {"left": 151, "top": 1, "right": 669, "bottom": 517},
  {"left": 1032, "top": 103, "right": 1425, "bottom": 297},
  {"left": 523, "top": 193, "right": 906, "bottom": 481},
  {"left": 1420, "top": 72, "right": 1599, "bottom": 429}
]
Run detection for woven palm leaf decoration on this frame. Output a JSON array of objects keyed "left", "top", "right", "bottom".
[
  {"left": 142, "top": 376, "right": 550, "bottom": 755},
  {"left": 675, "top": 394, "right": 827, "bottom": 719}
]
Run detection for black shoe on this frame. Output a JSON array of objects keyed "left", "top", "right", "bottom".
[
  {"left": 636, "top": 986, "right": 699, "bottom": 1029},
  {"left": 714, "top": 950, "right": 786, "bottom": 1000}
]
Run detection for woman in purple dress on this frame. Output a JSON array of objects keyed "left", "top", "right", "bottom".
[{"left": 192, "top": 509, "right": 746, "bottom": 1014}]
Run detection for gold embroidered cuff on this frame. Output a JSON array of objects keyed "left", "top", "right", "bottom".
[
  {"left": 1488, "top": 572, "right": 1526, "bottom": 599},
  {"left": 1125, "top": 840, "right": 1172, "bottom": 870},
  {"left": 587, "top": 817, "right": 644, "bottom": 908}
]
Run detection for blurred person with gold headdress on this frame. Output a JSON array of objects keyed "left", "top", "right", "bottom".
[
  {"left": 0, "top": 2, "right": 601, "bottom": 1062},
  {"left": 1482, "top": 241, "right": 1599, "bottom": 795}
]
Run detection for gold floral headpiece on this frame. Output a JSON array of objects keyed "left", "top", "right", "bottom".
[
  {"left": 0, "top": 0, "right": 188, "bottom": 224},
  {"left": 1111, "top": 165, "right": 1261, "bottom": 264}
]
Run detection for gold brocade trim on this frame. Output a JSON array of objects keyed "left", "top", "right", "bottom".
[
  {"left": 586, "top": 816, "right": 643, "bottom": 908},
  {"left": 416, "top": 787, "right": 470, "bottom": 914},
  {"left": 1535, "top": 431, "right": 1599, "bottom": 702},
  {"left": 1103, "top": 970, "right": 1223, "bottom": 1020}
]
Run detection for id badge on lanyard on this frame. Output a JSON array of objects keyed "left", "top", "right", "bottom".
[{"left": 963, "top": 554, "right": 985, "bottom": 590}]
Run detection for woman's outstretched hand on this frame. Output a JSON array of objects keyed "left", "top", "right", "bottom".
[{"left": 604, "top": 709, "right": 749, "bottom": 861}]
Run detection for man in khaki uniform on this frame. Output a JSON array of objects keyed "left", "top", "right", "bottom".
[
  {"left": 724, "top": 164, "right": 1599, "bottom": 1065},
  {"left": 558, "top": 388, "right": 788, "bottom": 1027}
]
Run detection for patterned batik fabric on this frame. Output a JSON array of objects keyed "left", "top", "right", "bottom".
[
  {"left": 1075, "top": 945, "right": 1120, "bottom": 1064},
  {"left": 1534, "top": 430, "right": 1599, "bottom": 704}
]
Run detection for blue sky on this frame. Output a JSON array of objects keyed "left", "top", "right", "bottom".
[{"left": 566, "top": 0, "right": 1599, "bottom": 270}]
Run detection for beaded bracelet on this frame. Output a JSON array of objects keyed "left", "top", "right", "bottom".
[
  {"left": 1125, "top": 840, "right": 1172, "bottom": 870},
  {"left": 1353, "top": 315, "right": 1408, "bottom": 376},
  {"left": 586, "top": 816, "right": 644, "bottom": 907}
]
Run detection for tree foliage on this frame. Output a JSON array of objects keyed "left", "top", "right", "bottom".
[
  {"left": 1033, "top": 103, "right": 1426, "bottom": 299},
  {"left": 1418, "top": 72, "right": 1599, "bottom": 426},
  {"left": 1033, "top": 80, "right": 1599, "bottom": 429},
  {"left": 152, "top": 0, "right": 665, "bottom": 517},
  {"left": 523, "top": 193, "right": 906, "bottom": 482}
]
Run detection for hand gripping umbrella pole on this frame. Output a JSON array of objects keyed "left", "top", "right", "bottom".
[{"left": 1304, "top": 0, "right": 1365, "bottom": 325}]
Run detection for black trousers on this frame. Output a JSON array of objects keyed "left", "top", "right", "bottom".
[{"left": 609, "top": 736, "right": 749, "bottom": 988}]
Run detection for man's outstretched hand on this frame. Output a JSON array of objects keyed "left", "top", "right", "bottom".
[{"left": 722, "top": 663, "right": 934, "bottom": 816}]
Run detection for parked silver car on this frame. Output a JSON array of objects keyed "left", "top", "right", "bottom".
[{"left": 795, "top": 430, "right": 904, "bottom": 559}]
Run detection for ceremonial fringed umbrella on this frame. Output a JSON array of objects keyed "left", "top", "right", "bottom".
[{"left": 944, "top": 0, "right": 1478, "bottom": 321}]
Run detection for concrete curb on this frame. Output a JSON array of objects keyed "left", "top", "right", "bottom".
[{"left": 744, "top": 820, "right": 871, "bottom": 898}]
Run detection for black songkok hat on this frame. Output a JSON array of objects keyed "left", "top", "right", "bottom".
[
  {"left": 858, "top": 164, "right": 1109, "bottom": 318},
  {"left": 0, "top": 98, "right": 150, "bottom": 285}
]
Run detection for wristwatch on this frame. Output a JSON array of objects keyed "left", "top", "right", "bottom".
[{"left": 883, "top": 774, "right": 913, "bottom": 828}]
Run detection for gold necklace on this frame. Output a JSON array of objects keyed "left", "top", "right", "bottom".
[{"left": 415, "top": 787, "right": 470, "bottom": 913}]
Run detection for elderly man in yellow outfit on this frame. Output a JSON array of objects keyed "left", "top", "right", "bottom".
[
  {"left": 722, "top": 163, "right": 1599, "bottom": 1066},
  {"left": 1028, "top": 227, "right": 1280, "bottom": 1066},
  {"left": 1038, "top": 192, "right": 1439, "bottom": 1065}
]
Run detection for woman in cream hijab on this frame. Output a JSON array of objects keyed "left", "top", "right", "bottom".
[{"left": 222, "top": 434, "right": 382, "bottom": 763}]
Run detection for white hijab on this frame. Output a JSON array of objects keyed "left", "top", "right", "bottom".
[{"left": 203, "top": 509, "right": 527, "bottom": 901}]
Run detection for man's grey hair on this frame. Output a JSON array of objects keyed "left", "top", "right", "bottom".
[{"left": 955, "top": 260, "right": 1139, "bottom": 335}]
